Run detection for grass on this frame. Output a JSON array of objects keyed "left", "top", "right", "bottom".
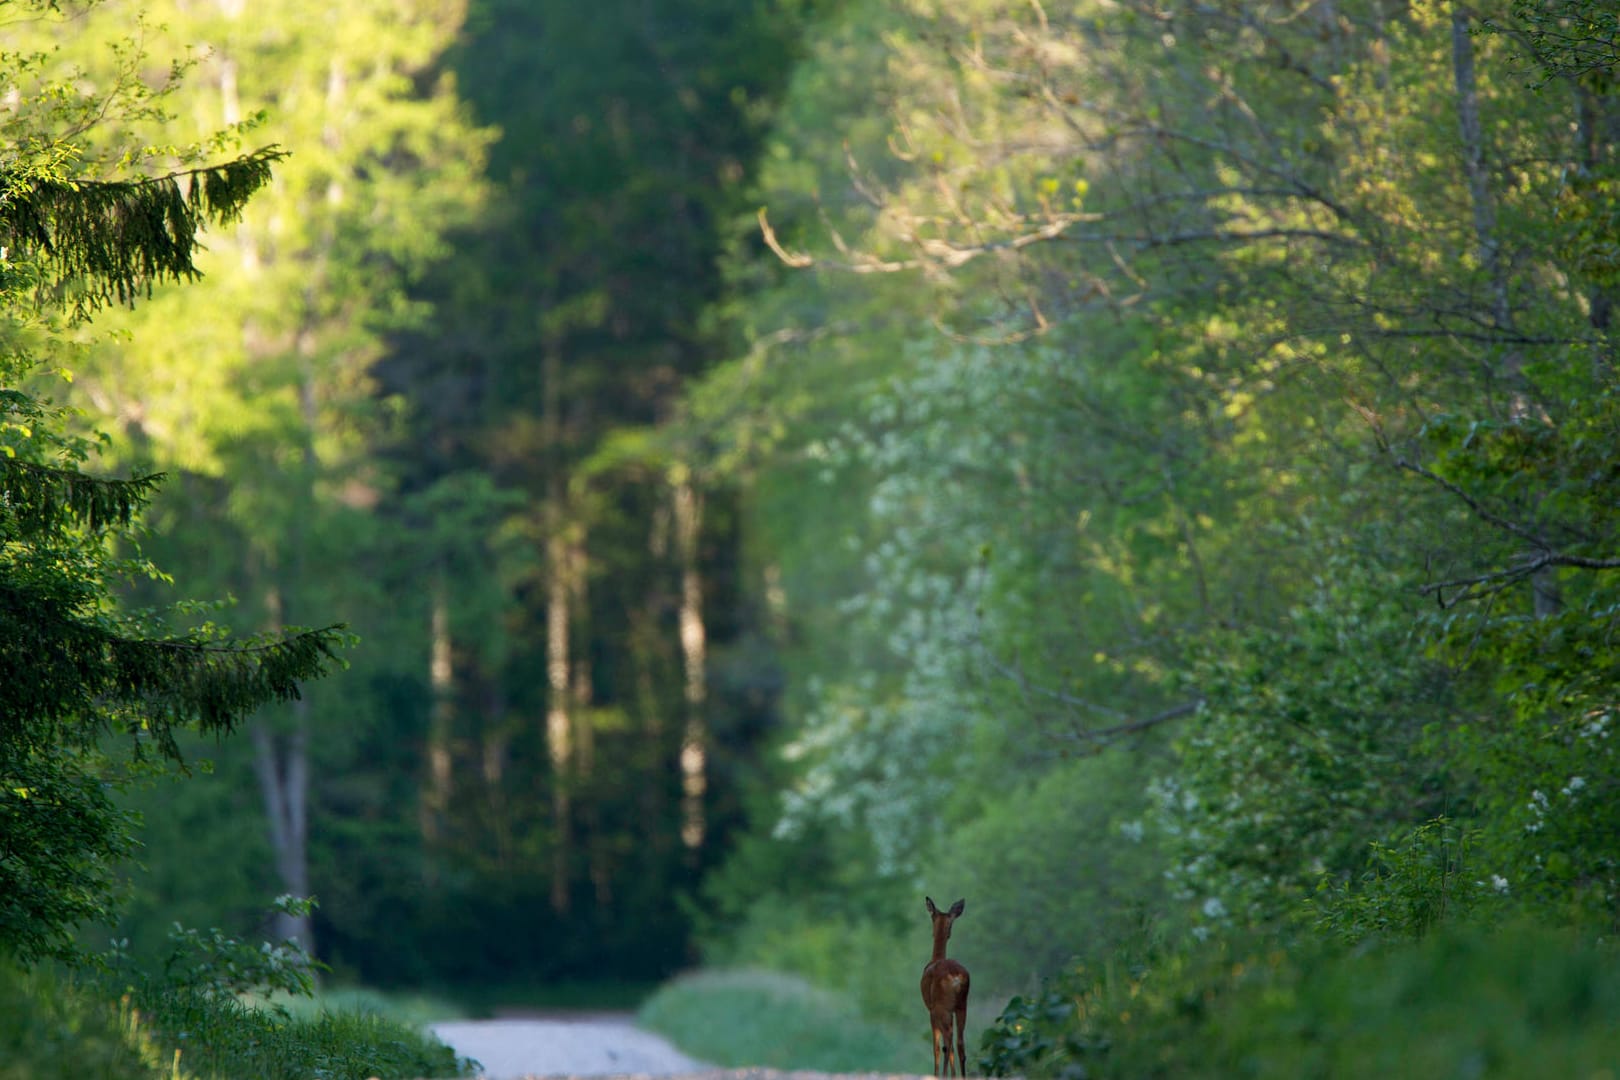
[
  {"left": 0, "top": 961, "right": 478, "bottom": 1080},
  {"left": 253, "top": 984, "right": 469, "bottom": 1026},
  {"left": 0, "top": 962, "right": 170, "bottom": 1080},
  {"left": 639, "top": 968, "right": 922, "bottom": 1073},
  {"left": 138, "top": 988, "right": 476, "bottom": 1080}
]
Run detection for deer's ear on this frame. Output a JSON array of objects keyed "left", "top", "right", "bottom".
[
  {"left": 949, "top": 899, "right": 965, "bottom": 917},
  {"left": 926, "top": 897, "right": 939, "bottom": 915}
]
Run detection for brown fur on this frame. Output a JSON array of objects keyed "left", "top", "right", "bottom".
[{"left": 920, "top": 897, "right": 970, "bottom": 1077}]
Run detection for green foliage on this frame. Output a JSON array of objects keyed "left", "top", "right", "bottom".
[
  {"left": 692, "top": 3, "right": 1620, "bottom": 1074},
  {"left": 1307, "top": 818, "right": 1499, "bottom": 947},
  {"left": 981, "top": 925, "right": 1620, "bottom": 1079},
  {"left": 11, "top": 5, "right": 1620, "bottom": 1073},
  {"left": 0, "top": 957, "right": 474, "bottom": 1080},
  {"left": 0, "top": 962, "right": 168, "bottom": 1080},
  {"left": 120, "top": 895, "right": 324, "bottom": 1002},
  {"left": 83, "top": 903, "right": 474, "bottom": 1080},
  {"left": 1504, "top": 0, "right": 1620, "bottom": 80},
  {"left": 0, "top": 0, "right": 350, "bottom": 976},
  {"left": 938, "top": 753, "right": 1166, "bottom": 992},
  {"left": 1151, "top": 553, "right": 1455, "bottom": 934},
  {"left": 0, "top": 747, "right": 136, "bottom": 964},
  {"left": 128, "top": 990, "right": 475, "bottom": 1080},
  {"left": 638, "top": 968, "right": 917, "bottom": 1074},
  {"left": 699, "top": 899, "right": 917, "bottom": 1029},
  {"left": 1414, "top": 397, "right": 1620, "bottom": 927},
  {"left": 1443, "top": 707, "right": 1620, "bottom": 925}
]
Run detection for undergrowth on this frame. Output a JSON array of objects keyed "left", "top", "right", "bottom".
[
  {"left": 3, "top": 901, "right": 475, "bottom": 1080},
  {"left": 639, "top": 968, "right": 920, "bottom": 1073},
  {"left": 981, "top": 923, "right": 1620, "bottom": 1079},
  {"left": 0, "top": 964, "right": 476, "bottom": 1080},
  {"left": 0, "top": 963, "right": 169, "bottom": 1080},
  {"left": 138, "top": 989, "right": 472, "bottom": 1080}
]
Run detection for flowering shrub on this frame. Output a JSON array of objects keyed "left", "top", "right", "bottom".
[{"left": 1148, "top": 556, "right": 1454, "bottom": 936}]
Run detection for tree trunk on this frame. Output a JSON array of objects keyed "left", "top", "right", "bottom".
[
  {"left": 1574, "top": 81, "right": 1619, "bottom": 348},
  {"left": 421, "top": 565, "right": 455, "bottom": 858},
  {"left": 255, "top": 117, "right": 334, "bottom": 946},
  {"left": 253, "top": 584, "right": 314, "bottom": 952},
  {"left": 541, "top": 329, "right": 577, "bottom": 913},
  {"left": 1453, "top": 8, "right": 1561, "bottom": 617},
  {"left": 672, "top": 468, "right": 708, "bottom": 853},
  {"left": 253, "top": 706, "right": 313, "bottom": 949},
  {"left": 480, "top": 677, "right": 514, "bottom": 871},
  {"left": 1451, "top": 9, "right": 1509, "bottom": 331},
  {"left": 544, "top": 509, "right": 574, "bottom": 913}
]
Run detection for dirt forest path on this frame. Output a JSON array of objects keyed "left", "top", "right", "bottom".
[
  {"left": 428, "top": 1014, "right": 701, "bottom": 1079},
  {"left": 426, "top": 1014, "right": 936, "bottom": 1080}
]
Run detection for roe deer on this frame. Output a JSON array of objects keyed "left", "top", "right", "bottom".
[{"left": 920, "top": 896, "right": 970, "bottom": 1077}]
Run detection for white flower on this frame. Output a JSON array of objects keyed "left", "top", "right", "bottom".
[
  {"left": 1562, "top": 776, "right": 1586, "bottom": 797},
  {"left": 1201, "top": 896, "right": 1228, "bottom": 920},
  {"left": 1490, "top": 875, "right": 1510, "bottom": 895}
]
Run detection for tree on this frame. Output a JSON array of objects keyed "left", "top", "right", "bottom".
[
  {"left": 696, "top": 0, "right": 1620, "bottom": 982},
  {"left": 354, "top": 0, "right": 817, "bottom": 978},
  {"left": 0, "top": 52, "right": 344, "bottom": 961},
  {"left": 22, "top": 0, "right": 494, "bottom": 954}
]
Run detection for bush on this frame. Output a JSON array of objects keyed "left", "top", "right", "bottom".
[
  {"left": 1307, "top": 817, "right": 1505, "bottom": 946},
  {"left": 702, "top": 898, "right": 919, "bottom": 1028},
  {"left": 981, "top": 923, "right": 1620, "bottom": 1079},
  {"left": 88, "top": 903, "right": 476, "bottom": 1079},
  {"left": 639, "top": 968, "right": 918, "bottom": 1073},
  {"left": 1150, "top": 558, "right": 1456, "bottom": 937},
  {"left": 936, "top": 751, "right": 1166, "bottom": 993},
  {"left": 136, "top": 989, "right": 474, "bottom": 1080}
]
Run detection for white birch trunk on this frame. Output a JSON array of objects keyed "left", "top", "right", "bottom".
[{"left": 672, "top": 471, "right": 708, "bottom": 852}]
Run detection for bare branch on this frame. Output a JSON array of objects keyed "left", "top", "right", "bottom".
[
  {"left": 1396, "top": 457, "right": 1620, "bottom": 606},
  {"left": 757, "top": 206, "right": 1097, "bottom": 275},
  {"left": 756, "top": 208, "right": 814, "bottom": 268},
  {"left": 1057, "top": 700, "right": 1203, "bottom": 745},
  {"left": 1394, "top": 456, "right": 1548, "bottom": 549},
  {"left": 976, "top": 631, "right": 1200, "bottom": 746}
]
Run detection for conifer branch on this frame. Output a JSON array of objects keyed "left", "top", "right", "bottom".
[
  {"left": 0, "top": 146, "right": 286, "bottom": 314},
  {"left": 0, "top": 576, "right": 347, "bottom": 754},
  {"left": 0, "top": 458, "right": 164, "bottom": 537}
]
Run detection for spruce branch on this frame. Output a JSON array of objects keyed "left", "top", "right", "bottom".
[
  {"left": 0, "top": 575, "right": 347, "bottom": 754},
  {"left": 0, "top": 145, "right": 286, "bottom": 315},
  {"left": 0, "top": 457, "right": 164, "bottom": 537}
]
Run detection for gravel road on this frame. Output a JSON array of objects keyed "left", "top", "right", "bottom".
[
  {"left": 428, "top": 1015, "right": 704, "bottom": 1079},
  {"left": 426, "top": 1015, "right": 934, "bottom": 1080}
]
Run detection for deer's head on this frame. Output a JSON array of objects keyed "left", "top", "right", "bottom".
[{"left": 926, "top": 896, "right": 965, "bottom": 940}]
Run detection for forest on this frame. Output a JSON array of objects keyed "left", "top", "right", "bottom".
[{"left": 4, "top": 0, "right": 1620, "bottom": 1076}]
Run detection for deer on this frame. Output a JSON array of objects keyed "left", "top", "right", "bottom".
[{"left": 920, "top": 896, "right": 970, "bottom": 1077}]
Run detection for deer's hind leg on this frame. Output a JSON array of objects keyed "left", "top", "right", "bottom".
[{"left": 946, "top": 1003, "right": 959, "bottom": 1075}]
